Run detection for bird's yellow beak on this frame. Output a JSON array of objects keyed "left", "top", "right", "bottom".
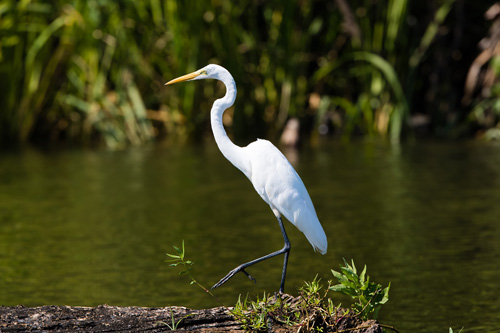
[{"left": 165, "top": 70, "right": 203, "bottom": 85}]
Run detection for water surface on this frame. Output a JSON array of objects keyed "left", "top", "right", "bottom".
[{"left": 1, "top": 141, "right": 499, "bottom": 332}]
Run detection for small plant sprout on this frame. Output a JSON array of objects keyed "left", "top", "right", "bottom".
[
  {"left": 330, "top": 258, "right": 390, "bottom": 320},
  {"left": 231, "top": 292, "right": 302, "bottom": 331},
  {"left": 157, "top": 307, "right": 194, "bottom": 331},
  {"left": 301, "top": 274, "right": 323, "bottom": 295},
  {"left": 166, "top": 241, "right": 194, "bottom": 279},
  {"left": 299, "top": 274, "right": 324, "bottom": 306},
  {"left": 166, "top": 241, "right": 223, "bottom": 304}
]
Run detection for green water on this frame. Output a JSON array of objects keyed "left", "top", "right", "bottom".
[{"left": 1, "top": 141, "right": 499, "bottom": 332}]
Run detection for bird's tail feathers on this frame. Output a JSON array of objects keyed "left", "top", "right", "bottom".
[
  {"left": 305, "top": 229, "right": 328, "bottom": 255},
  {"left": 293, "top": 210, "right": 328, "bottom": 255}
]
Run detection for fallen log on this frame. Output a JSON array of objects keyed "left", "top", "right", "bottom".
[{"left": 0, "top": 296, "right": 383, "bottom": 332}]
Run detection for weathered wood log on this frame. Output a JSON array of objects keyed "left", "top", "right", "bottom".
[{"left": 0, "top": 301, "right": 383, "bottom": 332}]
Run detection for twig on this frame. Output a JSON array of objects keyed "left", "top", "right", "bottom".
[{"left": 380, "top": 323, "right": 401, "bottom": 333}]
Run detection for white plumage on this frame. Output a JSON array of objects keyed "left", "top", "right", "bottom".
[{"left": 244, "top": 139, "right": 327, "bottom": 254}]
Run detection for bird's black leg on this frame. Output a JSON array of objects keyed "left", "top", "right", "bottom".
[
  {"left": 211, "top": 216, "right": 291, "bottom": 293},
  {"left": 278, "top": 216, "right": 291, "bottom": 293}
]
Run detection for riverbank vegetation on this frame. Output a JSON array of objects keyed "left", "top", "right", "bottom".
[
  {"left": 167, "top": 241, "right": 394, "bottom": 332},
  {"left": 0, "top": 0, "right": 498, "bottom": 148}
]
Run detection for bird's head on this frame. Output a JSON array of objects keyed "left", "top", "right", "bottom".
[{"left": 165, "top": 64, "right": 227, "bottom": 85}]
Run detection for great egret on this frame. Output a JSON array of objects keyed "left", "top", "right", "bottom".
[{"left": 166, "top": 64, "right": 327, "bottom": 293}]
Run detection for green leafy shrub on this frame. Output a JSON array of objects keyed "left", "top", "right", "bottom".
[{"left": 330, "top": 258, "right": 390, "bottom": 320}]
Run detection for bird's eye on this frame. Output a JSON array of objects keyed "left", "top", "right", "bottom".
[{"left": 200, "top": 70, "right": 208, "bottom": 75}]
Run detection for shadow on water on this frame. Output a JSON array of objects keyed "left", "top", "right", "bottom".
[{"left": 1, "top": 140, "right": 500, "bottom": 332}]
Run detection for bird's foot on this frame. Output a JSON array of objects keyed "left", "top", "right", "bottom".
[
  {"left": 273, "top": 292, "right": 285, "bottom": 304},
  {"left": 211, "top": 266, "right": 256, "bottom": 290}
]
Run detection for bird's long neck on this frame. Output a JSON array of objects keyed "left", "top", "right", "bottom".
[{"left": 211, "top": 71, "right": 249, "bottom": 176}]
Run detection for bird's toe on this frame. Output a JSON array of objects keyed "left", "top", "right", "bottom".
[{"left": 241, "top": 269, "right": 256, "bottom": 283}]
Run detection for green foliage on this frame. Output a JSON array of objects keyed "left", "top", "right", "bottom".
[
  {"left": 1, "top": 0, "right": 480, "bottom": 147},
  {"left": 229, "top": 263, "right": 392, "bottom": 331},
  {"left": 166, "top": 241, "right": 394, "bottom": 331},
  {"left": 157, "top": 307, "right": 194, "bottom": 331},
  {"left": 0, "top": 0, "right": 158, "bottom": 147},
  {"left": 231, "top": 289, "right": 331, "bottom": 332},
  {"left": 299, "top": 274, "right": 324, "bottom": 307},
  {"left": 330, "top": 259, "right": 390, "bottom": 320},
  {"left": 230, "top": 269, "right": 390, "bottom": 332},
  {"left": 314, "top": 0, "right": 457, "bottom": 141},
  {"left": 231, "top": 293, "right": 284, "bottom": 331},
  {"left": 166, "top": 240, "right": 194, "bottom": 278},
  {"left": 166, "top": 241, "right": 224, "bottom": 305}
]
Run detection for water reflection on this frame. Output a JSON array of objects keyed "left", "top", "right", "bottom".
[{"left": 0, "top": 141, "right": 500, "bottom": 332}]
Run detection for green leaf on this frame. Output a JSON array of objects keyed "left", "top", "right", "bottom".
[
  {"left": 172, "top": 245, "right": 182, "bottom": 254},
  {"left": 331, "top": 269, "right": 345, "bottom": 281},
  {"left": 379, "top": 283, "right": 391, "bottom": 304},
  {"left": 350, "top": 259, "right": 357, "bottom": 275},
  {"left": 340, "top": 266, "right": 358, "bottom": 284},
  {"left": 360, "top": 265, "right": 367, "bottom": 284},
  {"left": 329, "top": 284, "right": 348, "bottom": 292}
]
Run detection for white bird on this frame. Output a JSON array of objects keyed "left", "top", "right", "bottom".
[{"left": 166, "top": 64, "right": 327, "bottom": 293}]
